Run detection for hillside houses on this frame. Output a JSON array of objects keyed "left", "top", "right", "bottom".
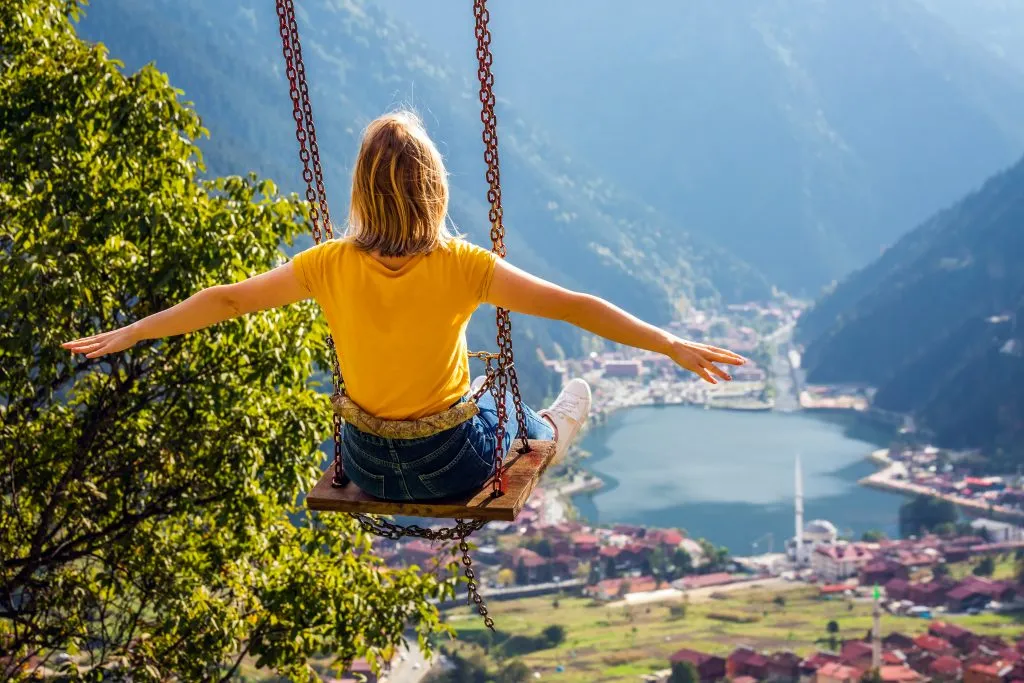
[
  {"left": 384, "top": 519, "right": 709, "bottom": 589},
  {"left": 646, "top": 622, "right": 1024, "bottom": 683}
]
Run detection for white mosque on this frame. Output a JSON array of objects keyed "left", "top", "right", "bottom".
[{"left": 785, "top": 454, "right": 839, "bottom": 567}]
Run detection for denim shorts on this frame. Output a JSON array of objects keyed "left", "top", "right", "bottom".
[{"left": 341, "top": 387, "right": 555, "bottom": 501}]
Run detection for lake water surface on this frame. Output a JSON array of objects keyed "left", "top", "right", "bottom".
[{"left": 572, "top": 406, "right": 904, "bottom": 553}]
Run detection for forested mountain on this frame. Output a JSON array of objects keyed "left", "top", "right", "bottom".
[
  {"left": 798, "top": 157, "right": 1024, "bottom": 462},
  {"left": 374, "top": 0, "right": 1024, "bottom": 294},
  {"left": 75, "top": 0, "right": 771, "bottom": 406}
]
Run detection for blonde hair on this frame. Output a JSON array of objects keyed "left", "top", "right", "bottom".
[{"left": 347, "top": 110, "right": 454, "bottom": 256}]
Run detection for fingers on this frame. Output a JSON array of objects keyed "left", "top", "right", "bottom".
[
  {"left": 694, "top": 343, "right": 747, "bottom": 365},
  {"left": 702, "top": 359, "right": 732, "bottom": 382},
  {"left": 693, "top": 365, "right": 717, "bottom": 384}
]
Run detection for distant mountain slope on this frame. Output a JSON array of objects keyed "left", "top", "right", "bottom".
[
  {"left": 76, "top": 0, "right": 769, "bottom": 319},
  {"left": 798, "top": 157, "right": 1024, "bottom": 459},
  {"left": 374, "top": 0, "right": 1024, "bottom": 294},
  {"left": 917, "top": 0, "right": 1024, "bottom": 73}
]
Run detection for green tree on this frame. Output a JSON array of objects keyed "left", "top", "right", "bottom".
[
  {"left": 0, "top": 2, "right": 447, "bottom": 678},
  {"left": 932, "top": 563, "right": 950, "bottom": 579},
  {"left": 899, "top": 495, "right": 958, "bottom": 538},
  {"left": 670, "top": 660, "right": 700, "bottom": 683},
  {"left": 673, "top": 548, "right": 694, "bottom": 577},
  {"left": 974, "top": 556, "right": 996, "bottom": 577},
  {"left": 826, "top": 620, "right": 840, "bottom": 651},
  {"left": 525, "top": 536, "right": 553, "bottom": 558},
  {"left": 861, "top": 529, "right": 887, "bottom": 542},
  {"left": 495, "top": 659, "right": 532, "bottom": 683},
  {"left": 514, "top": 558, "right": 529, "bottom": 585},
  {"left": 542, "top": 624, "right": 567, "bottom": 647}
]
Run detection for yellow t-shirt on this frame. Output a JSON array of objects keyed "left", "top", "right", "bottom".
[{"left": 291, "top": 237, "right": 497, "bottom": 420}]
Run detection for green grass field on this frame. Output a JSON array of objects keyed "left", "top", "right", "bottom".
[{"left": 441, "top": 584, "right": 1023, "bottom": 683}]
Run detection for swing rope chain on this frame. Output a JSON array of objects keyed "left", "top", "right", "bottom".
[{"left": 275, "top": 0, "right": 525, "bottom": 630}]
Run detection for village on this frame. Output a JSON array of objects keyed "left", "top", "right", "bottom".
[{"left": 345, "top": 298, "right": 1024, "bottom": 683}]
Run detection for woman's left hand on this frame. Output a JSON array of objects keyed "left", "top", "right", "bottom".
[{"left": 63, "top": 326, "right": 139, "bottom": 359}]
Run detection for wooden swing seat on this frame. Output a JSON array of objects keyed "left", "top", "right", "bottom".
[{"left": 306, "top": 439, "right": 557, "bottom": 521}]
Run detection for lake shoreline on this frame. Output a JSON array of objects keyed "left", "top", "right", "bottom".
[{"left": 561, "top": 402, "right": 905, "bottom": 549}]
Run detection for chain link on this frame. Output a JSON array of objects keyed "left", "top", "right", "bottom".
[
  {"left": 473, "top": 0, "right": 531, "bottom": 502},
  {"left": 277, "top": 0, "right": 524, "bottom": 630}
]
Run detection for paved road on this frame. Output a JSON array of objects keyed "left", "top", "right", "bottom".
[{"left": 381, "top": 642, "right": 432, "bottom": 683}]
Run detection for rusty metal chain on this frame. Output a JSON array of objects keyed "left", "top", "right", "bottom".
[
  {"left": 276, "top": 0, "right": 500, "bottom": 628},
  {"left": 473, "top": 0, "right": 530, "bottom": 502},
  {"left": 351, "top": 514, "right": 495, "bottom": 629}
]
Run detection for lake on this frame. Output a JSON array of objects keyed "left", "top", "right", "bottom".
[{"left": 572, "top": 406, "right": 905, "bottom": 553}]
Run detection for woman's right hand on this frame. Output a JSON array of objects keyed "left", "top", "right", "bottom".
[{"left": 669, "top": 339, "right": 747, "bottom": 384}]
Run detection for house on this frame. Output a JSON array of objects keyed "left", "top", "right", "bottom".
[
  {"left": 728, "top": 647, "right": 770, "bottom": 680},
  {"left": 812, "top": 544, "right": 874, "bottom": 582},
  {"left": 879, "top": 665, "right": 928, "bottom": 683},
  {"left": 570, "top": 532, "right": 600, "bottom": 559},
  {"left": 603, "top": 359, "right": 642, "bottom": 377},
  {"left": 766, "top": 651, "right": 802, "bottom": 681},
  {"left": 506, "top": 548, "right": 551, "bottom": 584},
  {"left": 929, "top": 621, "right": 975, "bottom": 651},
  {"left": 840, "top": 641, "right": 873, "bottom": 670},
  {"left": 914, "top": 634, "right": 955, "bottom": 655},
  {"left": 549, "top": 554, "right": 581, "bottom": 579},
  {"left": 947, "top": 578, "right": 1016, "bottom": 612},
  {"left": 815, "top": 661, "right": 861, "bottom": 683},
  {"left": 647, "top": 528, "right": 685, "bottom": 548},
  {"left": 969, "top": 519, "right": 1024, "bottom": 543},
  {"left": 885, "top": 578, "right": 911, "bottom": 601},
  {"left": 929, "top": 655, "right": 963, "bottom": 680},
  {"left": 861, "top": 560, "right": 910, "bottom": 586},
  {"left": 911, "top": 579, "right": 956, "bottom": 607},
  {"left": 669, "top": 648, "right": 727, "bottom": 682},
  {"left": 801, "top": 651, "right": 841, "bottom": 680},
  {"left": 965, "top": 660, "right": 1016, "bottom": 683},
  {"left": 883, "top": 633, "right": 917, "bottom": 652}
]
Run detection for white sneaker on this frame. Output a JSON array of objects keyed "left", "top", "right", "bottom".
[
  {"left": 470, "top": 375, "right": 487, "bottom": 395},
  {"left": 540, "top": 378, "right": 592, "bottom": 463}
]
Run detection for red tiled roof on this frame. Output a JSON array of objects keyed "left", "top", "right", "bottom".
[
  {"left": 841, "top": 640, "right": 873, "bottom": 663},
  {"left": 913, "top": 634, "right": 953, "bottom": 652},
  {"left": 802, "top": 651, "right": 840, "bottom": 670},
  {"left": 929, "top": 655, "right": 963, "bottom": 675},
  {"left": 815, "top": 544, "right": 874, "bottom": 562},
  {"left": 821, "top": 584, "right": 853, "bottom": 595},
  {"left": 571, "top": 533, "right": 599, "bottom": 545},
  {"left": 929, "top": 621, "right": 973, "bottom": 641},
  {"left": 729, "top": 647, "right": 768, "bottom": 667},
  {"left": 818, "top": 661, "right": 861, "bottom": 680},
  {"left": 599, "top": 546, "right": 621, "bottom": 558},
  {"left": 733, "top": 677, "right": 757, "bottom": 683},
  {"left": 883, "top": 652, "right": 906, "bottom": 665},
  {"left": 879, "top": 665, "right": 924, "bottom": 682},
  {"left": 885, "top": 578, "right": 909, "bottom": 592},
  {"left": 969, "top": 661, "right": 1013, "bottom": 678}
]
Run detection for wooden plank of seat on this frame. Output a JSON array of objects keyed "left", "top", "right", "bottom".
[{"left": 306, "top": 440, "right": 557, "bottom": 521}]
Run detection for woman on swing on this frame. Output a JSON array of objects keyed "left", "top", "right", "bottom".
[{"left": 64, "top": 110, "right": 746, "bottom": 502}]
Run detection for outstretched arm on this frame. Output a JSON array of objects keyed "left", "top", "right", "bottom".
[
  {"left": 485, "top": 259, "right": 746, "bottom": 384},
  {"left": 63, "top": 262, "right": 310, "bottom": 359}
]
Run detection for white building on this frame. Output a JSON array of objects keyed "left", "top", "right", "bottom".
[
  {"left": 970, "top": 518, "right": 1024, "bottom": 543},
  {"left": 787, "top": 519, "right": 840, "bottom": 567},
  {"left": 811, "top": 543, "right": 874, "bottom": 583}
]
